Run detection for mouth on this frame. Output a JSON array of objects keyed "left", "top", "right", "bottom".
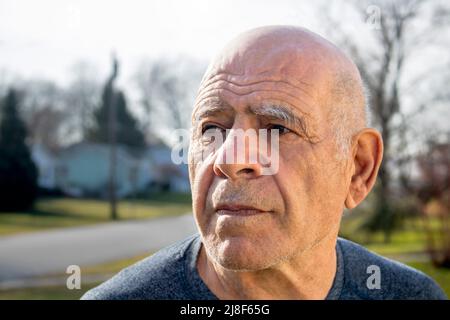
[{"left": 215, "top": 204, "right": 270, "bottom": 216}]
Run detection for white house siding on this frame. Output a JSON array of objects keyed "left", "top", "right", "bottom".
[
  {"left": 54, "top": 144, "right": 145, "bottom": 198},
  {"left": 32, "top": 142, "right": 189, "bottom": 198},
  {"left": 31, "top": 144, "right": 56, "bottom": 190}
]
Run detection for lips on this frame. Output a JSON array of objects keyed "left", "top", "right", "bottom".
[{"left": 215, "top": 203, "right": 269, "bottom": 216}]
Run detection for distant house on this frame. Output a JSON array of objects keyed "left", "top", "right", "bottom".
[
  {"left": 144, "top": 142, "right": 190, "bottom": 193},
  {"left": 31, "top": 141, "right": 190, "bottom": 198},
  {"left": 31, "top": 144, "right": 57, "bottom": 190}
]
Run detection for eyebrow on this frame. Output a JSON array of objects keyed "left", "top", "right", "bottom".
[
  {"left": 192, "top": 101, "right": 230, "bottom": 124},
  {"left": 250, "top": 104, "right": 309, "bottom": 135},
  {"left": 193, "top": 101, "right": 315, "bottom": 141}
]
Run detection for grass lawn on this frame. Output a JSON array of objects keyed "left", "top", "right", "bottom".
[
  {"left": 0, "top": 282, "right": 102, "bottom": 300},
  {"left": 0, "top": 193, "right": 192, "bottom": 236},
  {"left": 339, "top": 211, "right": 430, "bottom": 255}
]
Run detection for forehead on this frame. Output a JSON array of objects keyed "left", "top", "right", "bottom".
[
  {"left": 193, "top": 59, "right": 328, "bottom": 125},
  {"left": 193, "top": 35, "right": 340, "bottom": 119}
]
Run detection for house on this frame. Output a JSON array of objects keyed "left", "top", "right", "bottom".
[
  {"left": 31, "top": 141, "right": 190, "bottom": 198},
  {"left": 144, "top": 142, "right": 190, "bottom": 193},
  {"left": 31, "top": 144, "right": 57, "bottom": 190}
]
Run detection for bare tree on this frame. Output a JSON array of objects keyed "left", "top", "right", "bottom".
[
  {"left": 415, "top": 135, "right": 450, "bottom": 268},
  {"left": 1, "top": 63, "right": 100, "bottom": 149},
  {"left": 134, "top": 57, "right": 205, "bottom": 143},
  {"left": 320, "top": 0, "right": 450, "bottom": 241},
  {"left": 19, "top": 80, "right": 72, "bottom": 151},
  {"left": 65, "top": 60, "right": 101, "bottom": 141},
  {"left": 25, "top": 105, "right": 67, "bottom": 151}
]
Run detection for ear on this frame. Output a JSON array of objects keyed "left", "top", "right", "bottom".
[{"left": 345, "top": 128, "right": 383, "bottom": 209}]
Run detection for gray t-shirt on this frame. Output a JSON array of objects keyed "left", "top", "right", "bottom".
[{"left": 81, "top": 234, "right": 447, "bottom": 300}]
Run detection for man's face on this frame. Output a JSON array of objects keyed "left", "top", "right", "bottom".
[{"left": 188, "top": 40, "right": 352, "bottom": 271}]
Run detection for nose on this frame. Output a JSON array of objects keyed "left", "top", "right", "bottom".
[{"left": 213, "top": 130, "right": 263, "bottom": 180}]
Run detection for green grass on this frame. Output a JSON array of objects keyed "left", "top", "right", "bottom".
[
  {"left": 0, "top": 282, "right": 102, "bottom": 300},
  {"left": 0, "top": 193, "right": 192, "bottom": 236},
  {"left": 81, "top": 253, "right": 151, "bottom": 275},
  {"left": 364, "top": 230, "right": 426, "bottom": 255},
  {"left": 339, "top": 211, "right": 429, "bottom": 255}
]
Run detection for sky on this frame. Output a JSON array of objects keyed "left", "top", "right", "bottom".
[{"left": 0, "top": 0, "right": 322, "bottom": 87}]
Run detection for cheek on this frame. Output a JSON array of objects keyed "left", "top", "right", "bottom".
[
  {"left": 276, "top": 145, "right": 316, "bottom": 206},
  {"left": 276, "top": 145, "right": 345, "bottom": 229},
  {"left": 189, "top": 144, "right": 216, "bottom": 229}
]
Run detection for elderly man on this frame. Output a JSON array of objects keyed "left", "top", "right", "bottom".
[{"left": 82, "top": 26, "right": 446, "bottom": 300}]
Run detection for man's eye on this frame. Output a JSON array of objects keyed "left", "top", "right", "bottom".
[
  {"left": 201, "top": 124, "right": 225, "bottom": 135},
  {"left": 268, "top": 124, "right": 292, "bottom": 135},
  {"left": 201, "top": 124, "right": 226, "bottom": 146}
]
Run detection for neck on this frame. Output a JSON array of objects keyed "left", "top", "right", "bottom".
[{"left": 197, "top": 234, "right": 338, "bottom": 300}]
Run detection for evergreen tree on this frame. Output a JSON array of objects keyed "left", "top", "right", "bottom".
[
  {"left": 89, "top": 80, "right": 145, "bottom": 148},
  {"left": 114, "top": 91, "right": 146, "bottom": 147},
  {"left": 0, "top": 89, "right": 38, "bottom": 211}
]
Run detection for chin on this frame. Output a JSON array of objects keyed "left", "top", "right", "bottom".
[{"left": 205, "top": 235, "right": 282, "bottom": 271}]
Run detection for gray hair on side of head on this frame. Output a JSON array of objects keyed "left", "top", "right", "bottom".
[{"left": 329, "top": 73, "right": 371, "bottom": 160}]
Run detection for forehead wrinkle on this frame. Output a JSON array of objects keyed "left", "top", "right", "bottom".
[
  {"left": 198, "top": 72, "right": 315, "bottom": 101},
  {"left": 194, "top": 87, "right": 313, "bottom": 115}
]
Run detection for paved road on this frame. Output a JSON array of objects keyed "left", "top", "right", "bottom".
[{"left": 0, "top": 213, "right": 197, "bottom": 282}]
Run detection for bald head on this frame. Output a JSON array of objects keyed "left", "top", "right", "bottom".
[{"left": 195, "top": 25, "right": 368, "bottom": 155}]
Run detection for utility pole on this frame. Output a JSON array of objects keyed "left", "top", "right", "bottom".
[{"left": 108, "top": 54, "right": 119, "bottom": 220}]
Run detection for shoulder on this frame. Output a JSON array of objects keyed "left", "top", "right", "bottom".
[
  {"left": 81, "top": 234, "right": 200, "bottom": 300},
  {"left": 337, "top": 237, "right": 447, "bottom": 300}
]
